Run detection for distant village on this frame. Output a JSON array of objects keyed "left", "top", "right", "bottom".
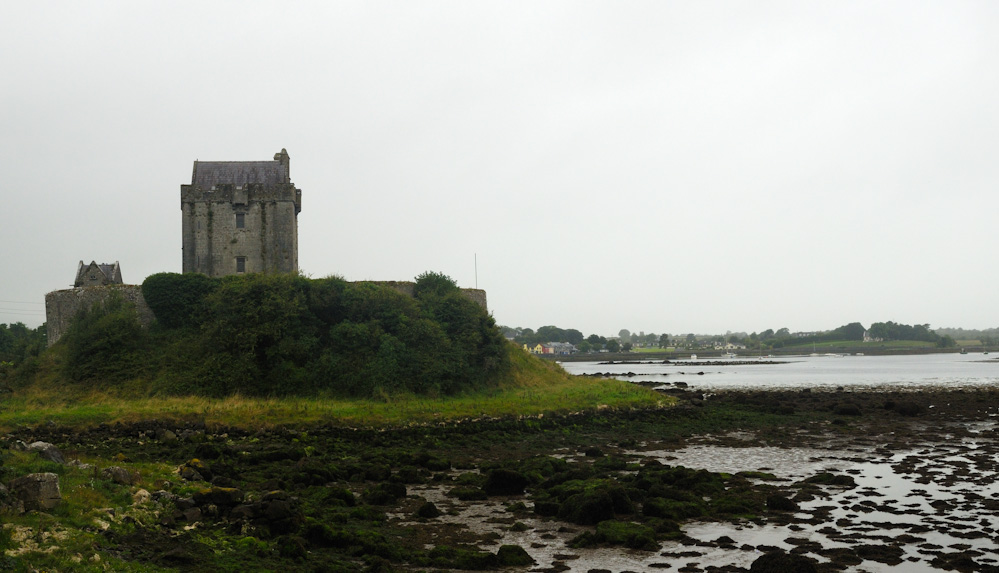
[
  {"left": 522, "top": 339, "right": 752, "bottom": 356},
  {"left": 514, "top": 326, "right": 903, "bottom": 356}
]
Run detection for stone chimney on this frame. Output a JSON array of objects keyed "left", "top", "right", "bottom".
[{"left": 274, "top": 148, "right": 290, "bottom": 182}]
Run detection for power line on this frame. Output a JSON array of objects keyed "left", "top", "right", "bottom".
[{"left": 0, "top": 300, "right": 44, "bottom": 305}]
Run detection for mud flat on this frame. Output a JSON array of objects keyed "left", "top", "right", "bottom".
[{"left": 5, "top": 387, "right": 999, "bottom": 572}]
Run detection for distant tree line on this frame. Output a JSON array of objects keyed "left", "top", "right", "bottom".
[
  {"left": 502, "top": 319, "right": 962, "bottom": 353},
  {"left": 0, "top": 322, "right": 46, "bottom": 365},
  {"left": 501, "top": 325, "right": 673, "bottom": 353},
  {"left": 934, "top": 327, "right": 999, "bottom": 346},
  {"left": 715, "top": 321, "right": 954, "bottom": 349},
  {"left": 502, "top": 326, "right": 585, "bottom": 347},
  {"left": 771, "top": 322, "right": 866, "bottom": 347},
  {"left": 0, "top": 322, "right": 46, "bottom": 385},
  {"left": 866, "top": 322, "right": 945, "bottom": 344}
]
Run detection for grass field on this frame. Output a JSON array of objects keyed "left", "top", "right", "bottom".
[{"left": 0, "top": 349, "right": 667, "bottom": 432}]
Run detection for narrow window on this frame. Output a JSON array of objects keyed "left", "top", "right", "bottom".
[
  {"left": 235, "top": 213, "right": 245, "bottom": 229},
  {"left": 236, "top": 257, "right": 246, "bottom": 273}
]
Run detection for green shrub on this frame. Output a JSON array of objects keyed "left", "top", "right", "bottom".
[
  {"left": 142, "top": 272, "right": 219, "bottom": 329},
  {"left": 61, "top": 292, "right": 148, "bottom": 384}
]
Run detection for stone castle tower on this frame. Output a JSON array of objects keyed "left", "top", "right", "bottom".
[{"left": 181, "top": 149, "right": 302, "bottom": 277}]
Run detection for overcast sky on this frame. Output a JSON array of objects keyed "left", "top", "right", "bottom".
[{"left": 2, "top": 1, "right": 998, "bottom": 338}]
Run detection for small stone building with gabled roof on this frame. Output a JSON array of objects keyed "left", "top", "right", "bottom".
[
  {"left": 181, "top": 148, "right": 302, "bottom": 277},
  {"left": 45, "top": 260, "right": 152, "bottom": 347},
  {"left": 74, "top": 260, "right": 122, "bottom": 288}
]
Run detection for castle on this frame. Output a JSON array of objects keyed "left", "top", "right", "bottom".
[
  {"left": 181, "top": 149, "right": 301, "bottom": 277},
  {"left": 45, "top": 149, "right": 484, "bottom": 346}
]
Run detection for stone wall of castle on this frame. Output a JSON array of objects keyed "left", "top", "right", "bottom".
[
  {"left": 44, "top": 285, "right": 154, "bottom": 346},
  {"left": 366, "top": 281, "right": 488, "bottom": 312},
  {"left": 181, "top": 183, "right": 300, "bottom": 277}
]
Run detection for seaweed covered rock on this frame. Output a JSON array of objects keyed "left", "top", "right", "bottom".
[
  {"left": 229, "top": 491, "right": 303, "bottom": 535},
  {"left": 802, "top": 473, "right": 857, "bottom": 488},
  {"left": 766, "top": 494, "right": 798, "bottom": 512},
  {"left": 448, "top": 486, "right": 488, "bottom": 501},
  {"left": 855, "top": 544, "right": 904, "bottom": 565},
  {"left": 642, "top": 496, "right": 704, "bottom": 520},
  {"left": 558, "top": 489, "right": 617, "bottom": 525},
  {"left": 415, "top": 501, "right": 441, "bottom": 519},
  {"left": 570, "top": 520, "right": 659, "bottom": 551},
  {"left": 483, "top": 469, "right": 529, "bottom": 496},
  {"left": 895, "top": 401, "right": 925, "bottom": 417},
  {"left": 750, "top": 550, "right": 818, "bottom": 572},
  {"left": 363, "top": 482, "right": 407, "bottom": 505},
  {"left": 496, "top": 544, "right": 534, "bottom": 566},
  {"left": 833, "top": 403, "right": 862, "bottom": 416}
]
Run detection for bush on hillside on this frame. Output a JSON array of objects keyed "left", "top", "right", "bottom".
[
  {"left": 62, "top": 292, "right": 148, "bottom": 384},
  {"left": 142, "top": 272, "right": 220, "bottom": 329}
]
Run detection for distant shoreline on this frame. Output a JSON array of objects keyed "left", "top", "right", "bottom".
[{"left": 546, "top": 346, "right": 988, "bottom": 362}]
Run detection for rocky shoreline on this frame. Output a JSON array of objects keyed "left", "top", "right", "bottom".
[{"left": 2, "top": 387, "right": 998, "bottom": 572}]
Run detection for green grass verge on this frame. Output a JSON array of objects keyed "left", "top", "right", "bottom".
[{"left": 0, "top": 348, "right": 668, "bottom": 432}]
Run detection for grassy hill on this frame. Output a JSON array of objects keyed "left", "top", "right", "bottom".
[
  {"left": 0, "top": 340, "right": 664, "bottom": 431},
  {"left": 1, "top": 271, "right": 664, "bottom": 429}
]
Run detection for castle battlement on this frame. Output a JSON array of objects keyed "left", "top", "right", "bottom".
[{"left": 180, "top": 183, "right": 302, "bottom": 212}]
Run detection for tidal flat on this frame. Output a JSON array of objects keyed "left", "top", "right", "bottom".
[{"left": 3, "top": 387, "right": 998, "bottom": 572}]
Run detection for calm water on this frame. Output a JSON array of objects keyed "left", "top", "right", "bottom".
[{"left": 559, "top": 352, "right": 999, "bottom": 390}]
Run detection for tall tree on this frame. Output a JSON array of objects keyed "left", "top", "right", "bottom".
[{"left": 564, "top": 329, "right": 584, "bottom": 345}]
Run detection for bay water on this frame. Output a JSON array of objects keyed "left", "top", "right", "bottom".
[{"left": 559, "top": 352, "right": 999, "bottom": 391}]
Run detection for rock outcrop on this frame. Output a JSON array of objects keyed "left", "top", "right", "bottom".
[{"left": 8, "top": 472, "right": 61, "bottom": 512}]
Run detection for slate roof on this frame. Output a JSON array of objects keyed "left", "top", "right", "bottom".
[
  {"left": 74, "top": 261, "right": 122, "bottom": 287},
  {"left": 191, "top": 161, "right": 289, "bottom": 188},
  {"left": 98, "top": 263, "right": 121, "bottom": 283}
]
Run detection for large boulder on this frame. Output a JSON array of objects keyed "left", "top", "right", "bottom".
[
  {"left": 155, "top": 428, "right": 179, "bottom": 445},
  {"left": 27, "top": 442, "right": 66, "bottom": 465},
  {"left": 9, "top": 472, "right": 61, "bottom": 512},
  {"left": 192, "top": 487, "right": 244, "bottom": 507},
  {"left": 179, "top": 459, "right": 212, "bottom": 482},
  {"left": 103, "top": 466, "right": 137, "bottom": 485}
]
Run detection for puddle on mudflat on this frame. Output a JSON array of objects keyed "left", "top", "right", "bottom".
[{"left": 394, "top": 434, "right": 999, "bottom": 572}]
